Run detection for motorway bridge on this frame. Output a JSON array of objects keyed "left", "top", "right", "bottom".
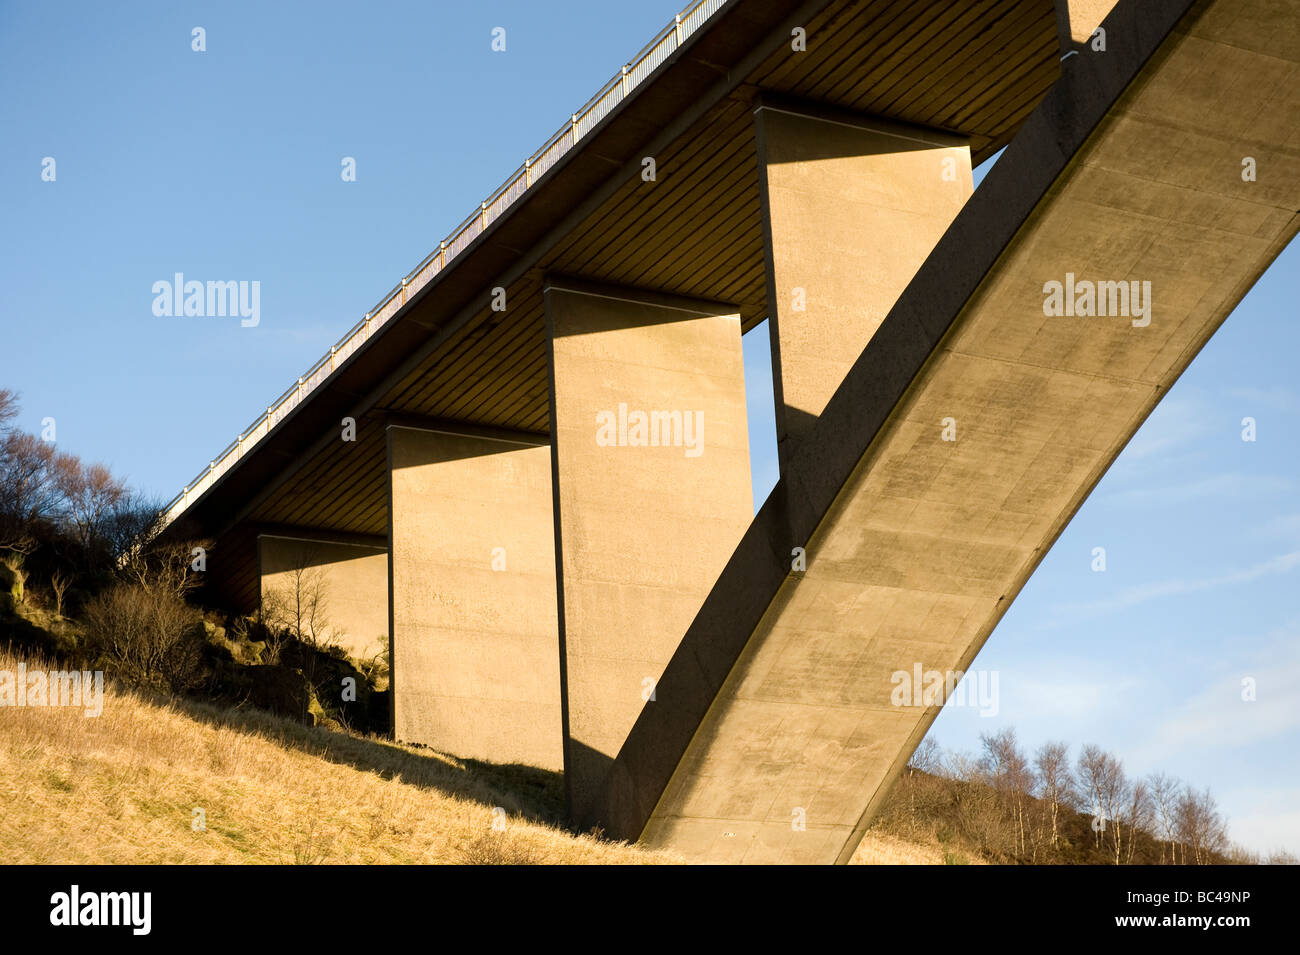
[{"left": 160, "top": 0, "right": 1300, "bottom": 863}]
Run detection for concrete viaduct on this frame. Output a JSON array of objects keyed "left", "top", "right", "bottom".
[{"left": 160, "top": 0, "right": 1300, "bottom": 863}]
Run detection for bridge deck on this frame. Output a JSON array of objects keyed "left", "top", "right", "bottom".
[{"left": 162, "top": 0, "right": 1061, "bottom": 612}]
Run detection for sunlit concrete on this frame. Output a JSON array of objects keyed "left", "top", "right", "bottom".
[
  {"left": 1057, "top": 0, "right": 1123, "bottom": 44},
  {"left": 756, "top": 99, "right": 972, "bottom": 468},
  {"left": 544, "top": 278, "right": 753, "bottom": 820},
  {"left": 387, "top": 422, "right": 562, "bottom": 770},
  {"left": 258, "top": 532, "right": 387, "bottom": 662}
]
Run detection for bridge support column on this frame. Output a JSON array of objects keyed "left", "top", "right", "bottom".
[
  {"left": 755, "top": 99, "right": 972, "bottom": 469},
  {"left": 1054, "top": 0, "right": 1122, "bottom": 49},
  {"left": 258, "top": 530, "right": 388, "bottom": 663},
  {"left": 386, "top": 421, "right": 562, "bottom": 770},
  {"left": 544, "top": 278, "right": 752, "bottom": 821}
]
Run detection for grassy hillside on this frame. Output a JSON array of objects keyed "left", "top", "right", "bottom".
[
  {"left": 1, "top": 641, "right": 967, "bottom": 865},
  {"left": 849, "top": 831, "right": 986, "bottom": 865},
  {"left": 15, "top": 634, "right": 1231, "bottom": 866},
  {"left": 0, "top": 646, "right": 671, "bottom": 865}
]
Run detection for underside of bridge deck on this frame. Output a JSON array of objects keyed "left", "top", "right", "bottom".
[
  {"left": 174, "top": 0, "right": 1063, "bottom": 615},
  {"left": 161, "top": 0, "right": 1298, "bottom": 862}
]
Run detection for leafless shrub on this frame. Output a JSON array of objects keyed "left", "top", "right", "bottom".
[
  {"left": 3, "top": 550, "right": 29, "bottom": 604},
  {"left": 458, "top": 832, "right": 543, "bottom": 865},
  {"left": 83, "top": 583, "right": 203, "bottom": 692}
]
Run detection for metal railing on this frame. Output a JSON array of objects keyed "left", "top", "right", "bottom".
[{"left": 161, "top": 0, "right": 728, "bottom": 527}]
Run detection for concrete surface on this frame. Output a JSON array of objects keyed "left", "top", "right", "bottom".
[
  {"left": 387, "top": 422, "right": 563, "bottom": 770},
  {"left": 587, "top": 0, "right": 1298, "bottom": 863},
  {"left": 756, "top": 99, "right": 972, "bottom": 469},
  {"left": 544, "top": 278, "right": 753, "bottom": 820},
  {"left": 258, "top": 533, "right": 388, "bottom": 662}
]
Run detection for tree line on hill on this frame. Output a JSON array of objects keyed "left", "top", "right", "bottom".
[{"left": 874, "top": 729, "right": 1295, "bottom": 865}]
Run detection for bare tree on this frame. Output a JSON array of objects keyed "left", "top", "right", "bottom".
[
  {"left": 260, "top": 550, "right": 342, "bottom": 722},
  {"left": 1148, "top": 771, "right": 1181, "bottom": 864},
  {"left": 1225, "top": 844, "right": 1259, "bottom": 865},
  {"left": 909, "top": 737, "right": 942, "bottom": 775},
  {"left": 101, "top": 491, "right": 165, "bottom": 566},
  {"left": 120, "top": 535, "right": 206, "bottom": 601},
  {"left": 56, "top": 457, "right": 127, "bottom": 559},
  {"left": 1, "top": 531, "right": 37, "bottom": 560},
  {"left": 1078, "top": 744, "right": 1131, "bottom": 863},
  {"left": 0, "top": 431, "right": 60, "bottom": 547},
  {"left": 50, "top": 568, "right": 72, "bottom": 617},
  {"left": 872, "top": 723, "right": 1247, "bottom": 867},
  {"left": 1177, "top": 786, "right": 1228, "bottom": 864},
  {"left": 1034, "top": 741, "right": 1074, "bottom": 851},
  {"left": 356, "top": 632, "right": 390, "bottom": 690},
  {"left": 898, "top": 738, "right": 945, "bottom": 829},
  {"left": 263, "top": 550, "right": 337, "bottom": 652},
  {"left": 101, "top": 493, "right": 212, "bottom": 606},
  {"left": 292, "top": 563, "right": 332, "bottom": 649},
  {"left": 1, "top": 392, "right": 56, "bottom": 551},
  {"left": 942, "top": 748, "right": 1005, "bottom": 855},
  {"left": 256, "top": 588, "right": 292, "bottom": 665},
  {"left": 1122, "top": 779, "right": 1154, "bottom": 864},
  {"left": 980, "top": 728, "right": 1033, "bottom": 859}
]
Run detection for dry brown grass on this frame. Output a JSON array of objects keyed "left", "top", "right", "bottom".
[
  {"left": 0, "top": 646, "right": 675, "bottom": 865},
  {"left": 848, "top": 831, "right": 985, "bottom": 865}
]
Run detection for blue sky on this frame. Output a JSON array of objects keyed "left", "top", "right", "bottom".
[{"left": 3, "top": 2, "right": 1295, "bottom": 855}]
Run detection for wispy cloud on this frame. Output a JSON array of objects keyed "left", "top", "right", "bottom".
[
  {"left": 1251, "top": 512, "right": 1300, "bottom": 541},
  {"left": 1097, "top": 627, "right": 1300, "bottom": 854},
  {"left": 930, "top": 657, "right": 1146, "bottom": 736},
  {"left": 1144, "top": 659, "right": 1300, "bottom": 752},
  {"left": 1120, "top": 395, "right": 1213, "bottom": 461},
  {"left": 1054, "top": 550, "right": 1300, "bottom": 618},
  {"left": 1008, "top": 671, "right": 1145, "bottom": 721},
  {"left": 1227, "top": 386, "right": 1300, "bottom": 415},
  {"left": 1100, "top": 472, "right": 1295, "bottom": 508}
]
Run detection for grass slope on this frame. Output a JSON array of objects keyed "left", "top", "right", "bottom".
[
  {"left": 1, "top": 645, "right": 964, "bottom": 865},
  {"left": 0, "top": 647, "right": 671, "bottom": 865}
]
